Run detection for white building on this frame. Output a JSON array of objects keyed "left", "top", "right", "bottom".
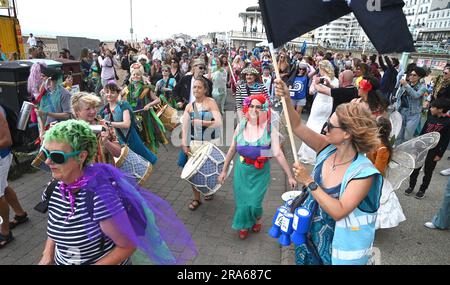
[
  {"left": 314, "top": 14, "right": 374, "bottom": 51},
  {"left": 418, "top": 0, "right": 450, "bottom": 44},
  {"left": 314, "top": 15, "right": 353, "bottom": 48},
  {"left": 404, "top": 0, "right": 433, "bottom": 40}
]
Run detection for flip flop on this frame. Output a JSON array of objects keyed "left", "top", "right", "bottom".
[
  {"left": 9, "top": 213, "right": 29, "bottom": 230},
  {"left": 188, "top": 200, "right": 202, "bottom": 211},
  {"left": 0, "top": 232, "right": 14, "bottom": 249}
]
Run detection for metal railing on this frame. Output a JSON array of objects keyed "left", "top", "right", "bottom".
[{"left": 229, "top": 31, "right": 266, "bottom": 40}]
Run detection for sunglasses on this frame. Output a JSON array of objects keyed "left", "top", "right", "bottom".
[
  {"left": 249, "top": 104, "right": 263, "bottom": 110},
  {"left": 42, "top": 148, "right": 81, "bottom": 164},
  {"left": 325, "top": 119, "right": 343, "bottom": 131},
  {"left": 196, "top": 66, "right": 206, "bottom": 70}
]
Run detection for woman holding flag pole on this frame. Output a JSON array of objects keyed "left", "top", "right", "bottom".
[
  {"left": 263, "top": 29, "right": 382, "bottom": 264},
  {"left": 272, "top": 60, "right": 382, "bottom": 264},
  {"left": 276, "top": 78, "right": 382, "bottom": 265},
  {"left": 270, "top": 46, "right": 383, "bottom": 264},
  {"left": 259, "top": 0, "right": 417, "bottom": 264}
]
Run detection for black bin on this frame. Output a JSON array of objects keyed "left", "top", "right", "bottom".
[{"left": 0, "top": 61, "right": 39, "bottom": 152}]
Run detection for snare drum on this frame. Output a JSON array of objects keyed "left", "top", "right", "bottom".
[
  {"left": 156, "top": 104, "right": 180, "bottom": 131},
  {"left": 114, "top": 146, "right": 153, "bottom": 186},
  {"left": 181, "top": 142, "right": 232, "bottom": 197},
  {"left": 31, "top": 151, "right": 51, "bottom": 173}
]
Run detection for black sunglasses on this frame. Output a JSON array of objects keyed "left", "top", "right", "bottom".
[{"left": 325, "top": 119, "right": 343, "bottom": 131}]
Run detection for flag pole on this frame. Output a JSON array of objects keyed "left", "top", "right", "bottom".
[
  {"left": 268, "top": 43, "right": 299, "bottom": 164},
  {"left": 228, "top": 61, "right": 237, "bottom": 86}
]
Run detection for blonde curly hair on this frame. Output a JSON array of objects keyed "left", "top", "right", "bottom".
[
  {"left": 71, "top": 92, "right": 101, "bottom": 116},
  {"left": 335, "top": 103, "right": 380, "bottom": 154},
  {"left": 318, "top": 60, "right": 336, "bottom": 80}
]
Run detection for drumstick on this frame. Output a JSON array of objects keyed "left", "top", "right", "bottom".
[{"left": 133, "top": 109, "right": 146, "bottom": 114}]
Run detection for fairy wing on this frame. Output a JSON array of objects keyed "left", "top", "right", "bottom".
[
  {"left": 389, "top": 110, "right": 402, "bottom": 140},
  {"left": 385, "top": 151, "right": 415, "bottom": 191},
  {"left": 395, "top": 132, "right": 441, "bottom": 169}
]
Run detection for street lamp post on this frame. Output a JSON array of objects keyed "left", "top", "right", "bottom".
[{"left": 130, "top": 0, "right": 134, "bottom": 47}]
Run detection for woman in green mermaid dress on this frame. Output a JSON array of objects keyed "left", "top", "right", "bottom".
[
  {"left": 126, "top": 68, "right": 168, "bottom": 153},
  {"left": 218, "top": 94, "right": 297, "bottom": 240}
]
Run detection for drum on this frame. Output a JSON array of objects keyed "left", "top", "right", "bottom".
[
  {"left": 31, "top": 151, "right": 51, "bottom": 173},
  {"left": 114, "top": 146, "right": 153, "bottom": 186},
  {"left": 156, "top": 104, "right": 180, "bottom": 131},
  {"left": 181, "top": 142, "right": 233, "bottom": 197}
]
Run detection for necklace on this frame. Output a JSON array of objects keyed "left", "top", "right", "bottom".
[{"left": 331, "top": 153, "right": 354, "bottom": 171}]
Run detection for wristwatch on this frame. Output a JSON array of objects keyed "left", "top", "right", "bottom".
[{"left": 306, "top": 181, "right": 319, "bottom": 192}]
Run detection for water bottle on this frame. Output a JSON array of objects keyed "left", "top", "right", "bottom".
[{"left": 17, "top": 102, "right": 34, "bottom": 131}]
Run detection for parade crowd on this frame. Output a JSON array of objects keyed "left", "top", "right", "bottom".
[{"left": 0, "top": 36, "right": 449, "bottom": 265}]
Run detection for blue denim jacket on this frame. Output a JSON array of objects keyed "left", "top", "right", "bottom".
[{"left": 395, "top": 82, "right": 427, "bottom": 115}]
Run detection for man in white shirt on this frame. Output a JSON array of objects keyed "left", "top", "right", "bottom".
[{"left": 27, "top": 33, "right": 37, "bottom": 47}]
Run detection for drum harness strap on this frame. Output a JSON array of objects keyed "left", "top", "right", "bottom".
[
  {"left": 104, "top": 103, "right": 131, "bottom": 145},
  {"left": 36, "top": 179, "right": 107, "bottom": 256}
]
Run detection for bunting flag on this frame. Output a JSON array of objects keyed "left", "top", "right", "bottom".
[{"left": 259, "top": 0, "right": 415, "bottom": 53}]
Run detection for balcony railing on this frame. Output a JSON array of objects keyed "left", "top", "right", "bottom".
[{"left": 229, "top": 31, "right": 266, "bottom": 40}]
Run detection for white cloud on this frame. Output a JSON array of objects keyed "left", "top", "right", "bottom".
[{"left": 17, "top": 0, "right": 258, "bottom": 40}]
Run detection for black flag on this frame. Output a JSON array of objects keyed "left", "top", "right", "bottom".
[
  {"left": 350, "top": 0, "right": 415, "bottom": 53},
  {"left": 259, "top": 0, "right": 351, "bottom": 48},
  {"left": 259, "top": 0, "right": 415, "bottom": 53}
]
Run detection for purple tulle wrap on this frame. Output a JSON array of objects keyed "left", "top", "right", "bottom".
[{"left": 80, "top": 163, "right": 198, "bottom": 265}]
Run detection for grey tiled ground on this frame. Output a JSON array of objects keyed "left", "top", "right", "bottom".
[{"left": 2, "top": 99, "right": 449, "bottom": 265}]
